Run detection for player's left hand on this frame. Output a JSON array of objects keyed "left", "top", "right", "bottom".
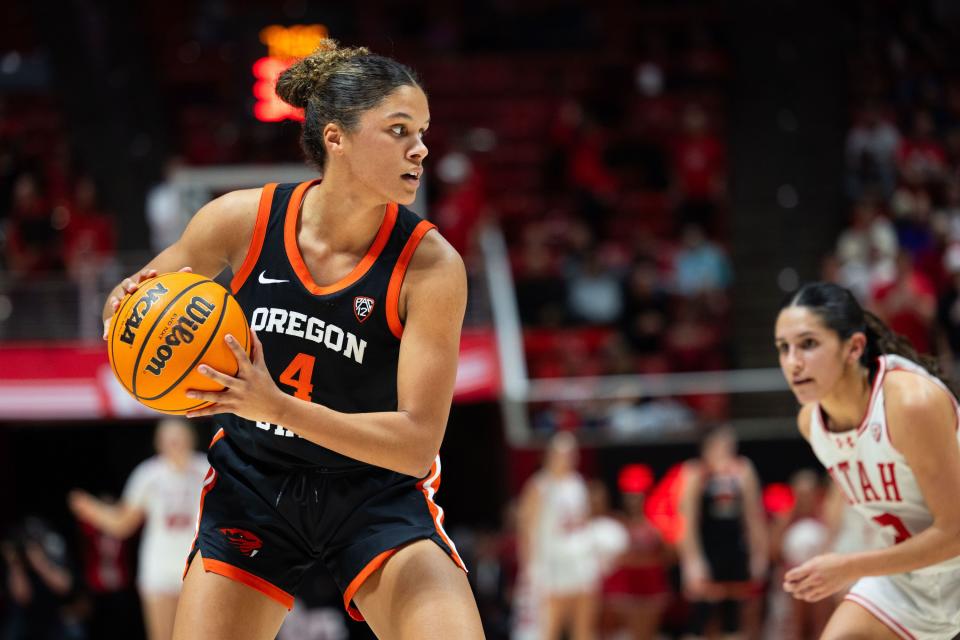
[
  {"left": 185, "top": 330, "right": 285, "bottom": 423},
  {"left": 783, "top": 552, "right": 855, "bottom": 602}
]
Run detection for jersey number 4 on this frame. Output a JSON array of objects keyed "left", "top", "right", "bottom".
[
  {"left": 256, "top": 353, "right": 316, "bottom": 438},
  {"left": 279, "top": 353, "right": 315, "bottom": 401},
  {"left": 872, "top": 513, "right": 912, "bottom": 544}
]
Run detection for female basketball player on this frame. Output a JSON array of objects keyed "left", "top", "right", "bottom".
[
  {"left": 517, "top": 432, "right": 600, "bottom": 640},
  {"left": 102, "top": 42, "right": 484, "bottom": 640},
  {"left": 776, "top": 282, "right": 960, "bottom": 639},
  {"left": 602, "top": 465, "right": 669, "bottom": 640},
  {"left": 678, "top": 426, "right": 768, "bottom": 640},
  {"left": 69, "top": 419, "right": 208, "bottom": 640}
]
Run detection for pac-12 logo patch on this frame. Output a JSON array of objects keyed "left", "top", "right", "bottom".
[
  {"left": 219, "top": 528, "right": 263, "bottom": 557},
  {"left": 354, "top": 296, "right": 375, "bottom": 323},
  {"left": 870, "top": 422, "right": 882, "bottom": 442}
]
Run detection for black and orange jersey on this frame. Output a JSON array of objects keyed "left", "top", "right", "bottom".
[{"left": 215, "top": 180, "right": 436, "bottom": 470}]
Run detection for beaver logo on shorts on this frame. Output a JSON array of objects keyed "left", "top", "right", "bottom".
[
  {"left": 219, "top": 528, "right": 263, "bottom": 557},
  {"left": 354, "top": 296, "right": 375, "bottom": 323}
]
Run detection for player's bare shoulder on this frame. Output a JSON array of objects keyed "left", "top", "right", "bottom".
[
  {"left": 883, "top": 369, "right": 956, "bottom": 442},
  {"left": 180, "top": 187, "right": 264, "bottom": 271},
  {"left": 408, "top": 228, "right": 466, "bottom": 282},
  {"left": 195, "top": 187, "right": 263, "bottom": 248},
  {"left": 402, "top": 228, "right": 467, "bottom": 306},
  {"left": 682, "top": 459, "right": 704, "bottom": 485}
]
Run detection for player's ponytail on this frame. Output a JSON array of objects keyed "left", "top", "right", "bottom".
[
  {"left": 275, "top": 39, "right": 422, "bottom": 171},
  {"left": 862, "top": 309, "right": 943, "bottom": 381},
  {"left": 784, "top": 282, "right": 946, "bottom": 386}
]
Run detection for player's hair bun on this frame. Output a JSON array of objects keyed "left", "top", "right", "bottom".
[{"left": 275, "top": 40, "right": 372, "bottom": 109}]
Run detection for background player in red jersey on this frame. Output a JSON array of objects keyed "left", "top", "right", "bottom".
[
  {"left": 776, "top": 282, "right": 960, "bottom": 639},
  {"left": 102, "top": 41, "right": 483, "bottom": 640},
  {"left": 517, "top": 432, "right": 597, "bottom": 640}
]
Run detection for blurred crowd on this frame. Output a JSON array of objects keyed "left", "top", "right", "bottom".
[
  {"left": 499, "top": 26, "right": 734, "bottom": 437},
  {"left": 824, "top": 2, "right": 960, "bottom": 381},
  {"left": 0, "top": 97, "right": 120, "bottom": 339},
  {"left": 0, "top": 98, "right": 117, "bottom": 281},
  {"left": 449, "top": 20, "right": 735, "bottom": 439}
]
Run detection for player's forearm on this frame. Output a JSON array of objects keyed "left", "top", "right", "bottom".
[
  {"left": 847, "top": 523, "right": 960, "bottom": 577},
  {"left": 746, "top": 511, "right": 769, "bottom": 560},
  {"left": 28, "top": 558, "right": 72, "bottom": 594},
  {"left": 275, "top": 394, "right": 443, "bottom": 477},
  {"left": 516, "top": 488, "right": 540, "bottom": 566},
  {"left": 679, "top": 505, "right": 705, "bottom": 560},
  {"left": 7, "top": 564, "right": 32, "bottom": 604},
  {"left": 679, "top": 527, "right": 705, "bottom": 562},
  {"left": 81, "top": 502, "right": 141, "bottom": 539}
]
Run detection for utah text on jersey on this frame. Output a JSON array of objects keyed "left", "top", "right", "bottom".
[
  {"left": 827, "top": 460, "right": 902, "bottom": 506},
  {"left": 250, "top": 306, "right": 367, "bottom": 364}
]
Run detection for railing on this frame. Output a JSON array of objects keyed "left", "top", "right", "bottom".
[
  {"left": 478, "top": 225, "right": 798, "bottom": 446},
  {"left": 0, "top": 246, "right": 493, "bottom": 341},
  {"left": 0, "top": 259, "right": 130, "bottom": 341}
]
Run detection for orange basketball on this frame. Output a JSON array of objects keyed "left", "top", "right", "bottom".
[{"left": 107, "top": 271, "right": 250, "bottom": 415}]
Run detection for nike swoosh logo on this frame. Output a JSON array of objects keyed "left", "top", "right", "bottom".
[{"left": 258, "top": 270, "right": 289, "bottom": 285}]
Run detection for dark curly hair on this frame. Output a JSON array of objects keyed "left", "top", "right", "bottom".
[{"left": 275, "top": 40, "right": 422, "bottom": 171}]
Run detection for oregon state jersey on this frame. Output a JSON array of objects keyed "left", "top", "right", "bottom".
[
  {"left": 809, "top": 354, "right": 960, "bottom": 574},
  {"left": 215, "top": 180, "right": 437, "bottom": 470}
]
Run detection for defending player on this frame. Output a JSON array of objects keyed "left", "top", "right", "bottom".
[
  {"left": 775, "top": 282, "right": 960, "bottom": 639},
  {"left": 102, "top": 41, "right": 483, "bottom": 640}
]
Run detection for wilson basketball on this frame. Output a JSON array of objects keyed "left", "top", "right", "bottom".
[{"left": 107, "top": 272, "right": 250, "bottom": 414}]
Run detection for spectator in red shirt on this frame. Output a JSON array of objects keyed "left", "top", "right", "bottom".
[
  {"left": 61, "top": 176, "right": 116, "bottom": 280},
  {"left": 433, "top": 151, "right": 489, "bottom": 256},
  {"left": 619, "top": 259, "right": 670, "bottom": 360},
  {"left": 845, "top": 103, "right": 901, "bottom": 199},
  {"left": 896, "top": 110, "right": 947, "bottom": 186},
  {"left": 546, "top": 98, "right": 618, "bottom": 219},
  {"left": 672, "top": 103, "right": 725, "bottom": 230},
  {"left": 5, "top": 173, "right": 63, "bottom": 278},
  {"left": 664, "top": 298, "right": 723, "bottom": 372},
  {"left": 870, "top": 251, "right": 937, "bottom": 353},
  {"left": 601, "top": 465, "right": 669, "bottom": 640}
]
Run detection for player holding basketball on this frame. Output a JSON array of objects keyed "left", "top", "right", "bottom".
[
  {"left": 775, "top": 282, "right": 960, "bottom": 639},
  {"left": 102, "top": 42, "right": 483, "bottom": 640}
]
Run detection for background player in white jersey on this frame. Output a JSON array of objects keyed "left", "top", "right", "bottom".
[
  {"left": 775, "top": 281, "right": 960, "bottom": 640},
  {"left": 68, "top": 419, "right": 208, "bottom": 640},
  {"left": 518, "top": 431, "right": 600, "bottom": 640}
]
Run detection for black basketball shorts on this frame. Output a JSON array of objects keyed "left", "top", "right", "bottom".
[{"left": 185, "top": 429, "right": 466, "bottom": 621}]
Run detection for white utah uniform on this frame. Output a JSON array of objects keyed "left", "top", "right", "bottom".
[
  {"left": 530, "top": 472, "right": 600, "bottom": 594},
  {"left": 808, "top": 354, "right": 960, "bottom": 639},
  {"left": 122, "top": 453, "right": 209, "bottom": 594}
]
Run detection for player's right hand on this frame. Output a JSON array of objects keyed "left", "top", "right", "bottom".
[{"left": 103, "top": 267, "right": 192, "bottom": 340}]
